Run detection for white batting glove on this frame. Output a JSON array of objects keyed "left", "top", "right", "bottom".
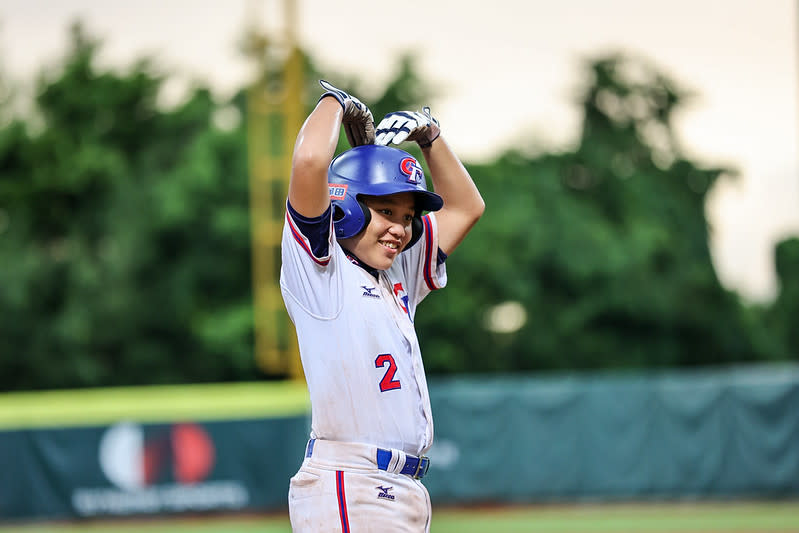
[
  {"left": 375, "top": 107, "right": 441, "bottom": 148},
  {"left": 318, "top": 80, "right": 375, "bottom": 147}
]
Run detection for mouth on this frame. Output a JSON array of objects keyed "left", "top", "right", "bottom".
[{"left": 379, "top": 240, "right": 400, "bottom": 252}]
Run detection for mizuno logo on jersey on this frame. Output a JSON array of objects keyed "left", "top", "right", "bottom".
[
  {"left": 376, "top": 486, "right": 395, "bottom": 500},
  {"left": 361, "top": 285, "right": 380, "bottom": 299}
]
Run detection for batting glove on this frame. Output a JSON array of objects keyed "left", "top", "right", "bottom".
[
  {"left": 319, "top": 80, "right": 375, "bottom": 147},
  {"left": 375, "top": 107, "right": 441, "bottom": 148}
]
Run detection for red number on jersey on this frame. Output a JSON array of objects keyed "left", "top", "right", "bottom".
[{"left": 375, "top": 353, "right": 401, "bottom": 392}]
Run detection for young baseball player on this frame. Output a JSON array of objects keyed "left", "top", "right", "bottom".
[{"left": 281, "top": 80, "right": 484, "bottom": 532}]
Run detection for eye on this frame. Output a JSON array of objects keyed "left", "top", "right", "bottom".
[
  {"left": 378, "top": 208, "right": 392, "bottom": 216},
  {"left": 404, "top": 214, "right": 414, "bottom": 222}
]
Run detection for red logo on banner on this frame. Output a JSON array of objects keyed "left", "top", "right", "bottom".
[{"left": 100, "top": 421, "right": 215, "bottom": 490}]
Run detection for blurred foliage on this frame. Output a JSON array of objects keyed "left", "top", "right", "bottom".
[
  {"left": 0, "top": 24, "right": 255, "bottom": 389},
  {"left": 0, "top": 25, "right": 795, "bottom": 391},
  {"left": 416, "top": 54, "right": 790, "bottom": 373},
  {"left": 765, "top": 238, "right": 799, "bottom": 358}
]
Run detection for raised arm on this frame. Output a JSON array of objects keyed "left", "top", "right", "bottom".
[
  {"left": 375, "top": 108, "right": 484, "bottom": 254},
  {"left": 289, "top": 81, "right": 374, "bottom": 218}
]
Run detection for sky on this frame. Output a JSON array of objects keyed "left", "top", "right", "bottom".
[{"left": 1, "top": 0, "right": 797, "bottom": 303}]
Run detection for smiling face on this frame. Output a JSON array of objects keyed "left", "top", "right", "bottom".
[{"left": 338, "top": 192, "right": 417, "bottom": 271}]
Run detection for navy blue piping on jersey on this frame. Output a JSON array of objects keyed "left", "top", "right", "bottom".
[
  {"left": 286, "top": 201, "right": 331, "bottom": 259},
  {"left": 422, "top": 215, "right": 447, "bottom": 290}
]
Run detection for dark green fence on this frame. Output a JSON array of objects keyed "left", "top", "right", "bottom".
[{"left": 425, "top": 365, "right": 799, "bottom": 502}]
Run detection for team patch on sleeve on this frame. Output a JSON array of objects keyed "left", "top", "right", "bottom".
[
  {"left": 286, "top": 211, "right": 331, "bottom": 266},
  {"left": 422, "top": 215, "right": 441, "bottom": 290}
]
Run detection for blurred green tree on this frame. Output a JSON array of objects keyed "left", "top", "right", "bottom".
[
  {"left": 0, "top": 26, "right": 793, "bottom": 390},
  {"left": 0, "top": 23, "right": 255, "bottom": 389},
  {"left": 765, "top": 238, "right": 799, "bottom": 359},
  {"left": 417, "top": 53, "right": 775, "bottom": 373}
]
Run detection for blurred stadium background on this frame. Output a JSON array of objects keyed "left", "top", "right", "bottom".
[{"left": 1, "top": 1, "right": 798, "bottom": 531}]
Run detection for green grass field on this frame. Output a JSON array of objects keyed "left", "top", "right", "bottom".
[
  {"left": 4, "top": 501, "right": 798, "bottom": 533},
  {"left": 0, "top": 382, "right": 310, "bottom": 429}
]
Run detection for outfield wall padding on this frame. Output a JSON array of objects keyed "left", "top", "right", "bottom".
[
  {"left": 1, "top": 364, "right": 798, "bottom": 521},
  {"left": 0, "top": 416, "right": 309, "bottom": 521},
  {"left": 424, "top": 365, "right": 799, "bottom": 502}
]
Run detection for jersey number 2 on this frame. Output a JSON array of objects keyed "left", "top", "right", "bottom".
[{"left": 375, "top": 354, "right": 401, "bottom": 392}]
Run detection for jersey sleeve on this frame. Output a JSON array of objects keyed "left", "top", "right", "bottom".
[
  {"left": 279, "top": 201, "right": 343, "bottom": 319},
  {"left": 392, "top": 213, "right": 448, "bottom": 318}
]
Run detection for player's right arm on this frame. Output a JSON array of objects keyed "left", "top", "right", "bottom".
[
  {"left": 289, "top": 81, "right": 374, "bottom": 218},
  {"left": 288, "top": 97, "right": 342, "bottom": 218}
]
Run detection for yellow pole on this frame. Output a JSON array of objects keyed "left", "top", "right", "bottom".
[{"left": 245, "top": 0, "right": 304, "bottom": 379}]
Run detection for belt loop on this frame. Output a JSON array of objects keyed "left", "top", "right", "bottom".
[
  {"left": 413, "top": 458, "right": 423, "bottom": 478},
  {"left": 376, "top": 448, "right": 391, "bottom": 471},
  {"left": 391, "top": 450, "right": 406, "bottom": 474},
  {"left": 414, "top": 456, "right": 430, "bottom": 479},
  {"left": 305, "top": 439, "right": 316, "bottom": 458}
]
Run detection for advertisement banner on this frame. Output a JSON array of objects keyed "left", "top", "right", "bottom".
[{"left": 0, "top": 416, "right": 309, "bottom": 520}]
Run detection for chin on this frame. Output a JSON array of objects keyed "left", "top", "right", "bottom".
[{"left": 375, "top": 258, "right": 396, "bottom": 270}]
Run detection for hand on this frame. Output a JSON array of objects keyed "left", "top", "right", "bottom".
[
  {"left": 319, "top": 80, "right": 375, "bottom": 147},
  {"left": 375, "top": 107, "right": 441, "bottom": 148}
]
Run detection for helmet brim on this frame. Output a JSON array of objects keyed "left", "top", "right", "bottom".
[
  {"left": 357, "top": 183, "right": 443, "bottom": 212},
  {"left": 415, "top": 190, "right": 444, "bottom": 212}
]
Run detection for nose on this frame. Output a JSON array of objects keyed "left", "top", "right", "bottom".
[{"left": 388, "top": 220, "right": 407, "bottom": 239}]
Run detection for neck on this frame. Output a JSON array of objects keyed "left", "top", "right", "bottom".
[{"left": 341, "top": 248, "right": 380, "bottom": 279}]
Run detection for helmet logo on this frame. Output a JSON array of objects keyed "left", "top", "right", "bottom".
[
  {"left": 329, "top": 183, "right": 348, "bottom": 200},
  {"left": 400, "top": 157, "right": 424, "bottom": 185}
]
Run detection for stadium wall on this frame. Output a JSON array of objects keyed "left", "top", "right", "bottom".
[{"left": 1, "top": 364, "right": 797, "bottom": 521}]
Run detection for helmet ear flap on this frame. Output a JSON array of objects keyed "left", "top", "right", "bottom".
[
  {"left": 332, "top": 196, "right": 371, "bottom": 239},
  {"left": 332, "top": 204, "right": 346, "bottom": 222},
  {"left": 357, "top": 199, "right": 372, "bottom": 230},
  {"left": 406, "top": 215, "right": 424, "bottom": 249}
]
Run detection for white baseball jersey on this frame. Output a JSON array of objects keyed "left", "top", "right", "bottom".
[{"left": 280, "top": 206, "right": 446, "bottom": 457}]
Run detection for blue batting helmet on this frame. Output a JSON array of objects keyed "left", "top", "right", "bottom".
[{"left": 328, "top": 145, "right": 443, "bottom": 249}]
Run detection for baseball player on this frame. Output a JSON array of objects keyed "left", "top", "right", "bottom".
[{"left": 280, "top": 80, "right": 484, "bottom": 532}]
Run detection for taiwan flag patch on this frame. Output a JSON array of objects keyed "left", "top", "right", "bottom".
[{"left": 393, "top": 282, "right": 411, "bottom": 321}]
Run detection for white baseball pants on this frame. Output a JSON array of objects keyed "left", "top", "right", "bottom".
[{"left": 288, "top": 440, "right": 432, "bottom": 532}]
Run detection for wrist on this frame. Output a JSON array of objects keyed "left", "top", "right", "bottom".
[{"left": 418, "top": 131, "right": 440, "bottom": 149}]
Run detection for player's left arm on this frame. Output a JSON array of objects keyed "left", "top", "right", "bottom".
[
  {"left": 376, "top": 107, "right": 485, "bottom": 255},
  {"left": 420, "top": 135, "right": 484, "bottom": 255}
]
